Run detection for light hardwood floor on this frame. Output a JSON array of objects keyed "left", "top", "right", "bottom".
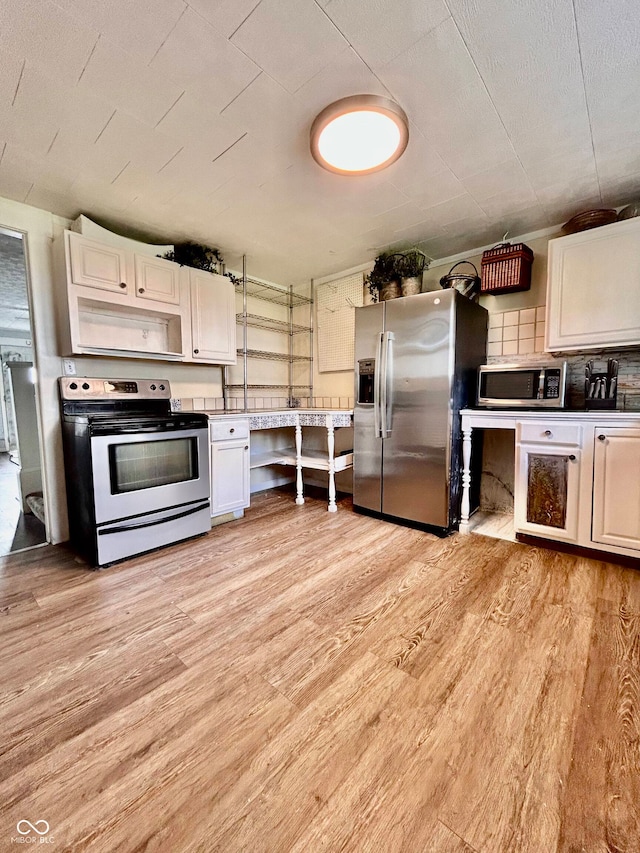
[{"left": 1, "top": 489, "right": 639, "bottom": 852}]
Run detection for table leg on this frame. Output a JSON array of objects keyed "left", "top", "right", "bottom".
[
  {"left": 460, "top": 424, "right": 472, "bottom": 533},
  {"left": 295, "top": 421, "right": 304, "bottom": 505},
  {"left": 327, "top": 418, "right": 337, "bottom": 512}
]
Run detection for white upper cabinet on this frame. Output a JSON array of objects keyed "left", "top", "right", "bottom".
[
  {"left": 189, "top": 269, "right": 236, "bottom": 364},
  {"left": 59, "top": 230, "right": 236, "bottom": 364},
  {"left": 133, "top": 254, "right": 181, "bottom": 305},
  {"left": 545, "top": 217, "right": 640, "bottom": 351},
  {"left": 68, "top": 233, "right": 129, "bottom": 295}
]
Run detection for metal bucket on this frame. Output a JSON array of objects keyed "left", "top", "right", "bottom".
[
  {"left": 401, "top": 276, "right": 422, "bottom": 296},
  {"left": 439, "top": 261, "right": 480, "bottom": 301}
]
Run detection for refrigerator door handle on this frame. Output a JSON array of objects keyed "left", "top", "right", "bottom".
[
  {"left": 380, "top": 331, "right": 394, "bottom": 438},
  {"left": 374, "top": 332, "right": 383, "bottom": 438}
]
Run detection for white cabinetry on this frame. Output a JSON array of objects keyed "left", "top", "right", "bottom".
[
  {"left": 68, "top": 234, "right": 129, "bottom": 294},
  {"left": 592, "top": 427, "right": 640, "bottom": 552},
  {"left": 209, "top": 419, "right": 250, "bottom": 518},
  {"left": 514, "top": 421, "right": 582, "bottom": 542},
  {"left": 461, "top": 410, "right": 640, "bottom": 560},
  {"left": 189, "top": 270, "right": 236, "bottom": 364},
  {"left": 546, "top": 217, "right": 640, "bottom": 351},
  {"left": 58, "top": 231, "right": 236, "bottom": 364},
  {"left": 134, "top": 254, "right": 181, "bottom": 305}
]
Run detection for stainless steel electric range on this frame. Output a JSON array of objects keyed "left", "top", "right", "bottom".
[{"left": 59, "top": 377, "right": 210, "bottom": 567}]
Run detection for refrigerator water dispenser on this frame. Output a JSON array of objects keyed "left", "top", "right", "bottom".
[{"left": 357, "top": 359, "right": 375, "bottom": 404}]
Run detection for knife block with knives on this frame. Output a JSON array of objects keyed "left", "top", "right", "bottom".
[{"left": 584, "top": 358, "right": 618, "bottom": 409}]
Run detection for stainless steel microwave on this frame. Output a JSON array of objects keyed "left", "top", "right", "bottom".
[{"left": 477, "top": 362, "right": 567, "bottom": 408}]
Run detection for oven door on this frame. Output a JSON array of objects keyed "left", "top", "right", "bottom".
[{"left": 90, "top": 427, "right": 209, "bottom": 524}]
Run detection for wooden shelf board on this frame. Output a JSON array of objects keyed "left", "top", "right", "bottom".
[{"left": 250, "top": 448, "right": 297, "bottom": 469}]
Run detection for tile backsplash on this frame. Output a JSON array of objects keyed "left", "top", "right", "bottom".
[
  {"left": 482, "top": 300, "right": 640, "bottom": 409},
  {"left": 487, "top": 306, "right": 546, "bottom": 357},
  {"left": 179, "top": 396, "right": 355, "bottom": 411}
]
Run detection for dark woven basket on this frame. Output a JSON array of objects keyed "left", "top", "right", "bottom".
[{"left": 481, "top": 242, "right": 533, "bottom": 294}]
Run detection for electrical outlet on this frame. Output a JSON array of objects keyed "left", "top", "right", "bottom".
[{"left": 63, "top": 358, "right": 76, "bottom": 376}]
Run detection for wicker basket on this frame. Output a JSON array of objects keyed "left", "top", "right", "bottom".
[{"left": 480, "top": 242, "right": 533, "bottom": 295}]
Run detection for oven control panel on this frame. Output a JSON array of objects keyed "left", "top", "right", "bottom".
[{"left": 59, "top": 377, "right": 172, "bottom": 400}]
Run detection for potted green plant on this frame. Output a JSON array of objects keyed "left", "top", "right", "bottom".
[
  {"left": 368, "top": 251, "right": 404, "bottom": 301},
  {"left": 398, "top": 250, "right": 428, "bottom": 296}
]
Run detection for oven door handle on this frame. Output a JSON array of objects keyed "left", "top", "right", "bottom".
[{"left": 98, "top": 501, "right": 210, "bottom": 535}]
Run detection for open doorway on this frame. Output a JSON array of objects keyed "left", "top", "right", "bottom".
[{"left": 0, "top": 229, "right": 47, "bottom": 555}]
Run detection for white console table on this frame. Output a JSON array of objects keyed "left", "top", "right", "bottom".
[
  {"left": 247, "top": 410, "right": 353, "bottom": 512},
  {"left": 205, "top": 409, "right": 353, "bottom": 513}
]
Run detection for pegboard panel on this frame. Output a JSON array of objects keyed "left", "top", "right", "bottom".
[{"left": 316, "top": 273, "right": 364, "bottom": 372}]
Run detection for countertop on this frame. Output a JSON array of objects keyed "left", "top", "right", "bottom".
[
  {"left": 195, "top": 408, "right": 354, "bottom": 417},
  {"left": 195, "top": 408, "right": 354, "bottom": 430},
  {"left": 461, "top": 408, "right": 640, "bottom": 423}
]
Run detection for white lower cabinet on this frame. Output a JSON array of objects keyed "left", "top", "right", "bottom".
[
  {"left": 462, "top": 410, "right": 640, "bottom": 559},
  {"left": 210, "top": 420, "right": 250, "bottom": 518},
  {"left": 592, "top": 427, "right": 640, "bottom": 552},
  {"left": 514, "top": 422, "right": 582, "bottom": 543}
]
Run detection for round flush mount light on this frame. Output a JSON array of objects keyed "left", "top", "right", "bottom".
[{"left": 310, "top": 95, "right": 409, "bottom": 176}]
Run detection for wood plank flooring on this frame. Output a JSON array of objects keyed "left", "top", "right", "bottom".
[{"left": 1, "top": 488, "right": 639, "bottom": 852}]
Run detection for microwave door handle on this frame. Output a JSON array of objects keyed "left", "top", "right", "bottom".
[
  {"left": 537, "top": 369, "right": 545, "bottom": 400},
  {"left": 374, "top": 332, "right": 383, "bottom": 438}
]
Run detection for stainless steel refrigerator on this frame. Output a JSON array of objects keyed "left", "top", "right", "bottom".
[{"left": 353, "top": 288, "right": 487, "bottom": 532}]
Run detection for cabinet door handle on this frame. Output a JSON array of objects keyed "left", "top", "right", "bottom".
[
  {"left": 230, "top": 428, "right": 235, "bottom": 433},
  {"left": 119, "top": 282, "right": 127, "bottom": 289},
  {"left": 193, "top": 348, "right": 199, "bottom": 354},
  {"left": 568, "top": 454, "right": 576, "bottom": 461},
  {"left": 138, "top": 287, "right": 145, "bottom": 293},
  {"left": 544, "top": 429, "right": 552, "bottom": 437},
  {"left": 244, "top": 445, "right": 249, "bottom": 450},
  {"left": 597, "top": 434, "right": 606, "bottom": 441}
]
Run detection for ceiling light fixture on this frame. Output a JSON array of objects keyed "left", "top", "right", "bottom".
[{"left": 310, "top": 95, "right": 409, "bottom": 176}]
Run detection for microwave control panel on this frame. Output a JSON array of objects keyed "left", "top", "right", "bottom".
[{"left": 544, "top": 369, "right": 561, "bottom": 398}]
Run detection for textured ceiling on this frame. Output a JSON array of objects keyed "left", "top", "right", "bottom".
[{"left": 0, "top": 0, "right": 638, "bottom": 284}]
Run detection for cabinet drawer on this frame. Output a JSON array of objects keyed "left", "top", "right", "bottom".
[
  {"left": 210, "top": 419, "right": 249, "bottom": 441},
  {"left": 517, "top": 421, "right": 582, "bottom": 446}
]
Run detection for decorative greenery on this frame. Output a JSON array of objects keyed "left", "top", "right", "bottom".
[
  {"left": 159, "top": 241, "right": 243, "bottom": 287},
  {"left": 398, "top": 250, "right": 428, "bottom": 279},
  {"left": 364, "top": 272, "right": 379, "bottom": 302},
  {"left": 161, "top": 242, "right": 224, "bottom": 273},
  {"left": 366, "top": 249, "right": 430, "bottom": 298},
  {"left": 224, "top": 270, "right": 242, "bottom": 286}
]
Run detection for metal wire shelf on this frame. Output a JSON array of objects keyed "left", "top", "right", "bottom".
[
  {"left": 237, "top": 349, "right": 312, "bottom": 362},
  {"left": 237, "top": 313, "right": 310, "bottom": 334},
  {"left": 224, "top": 383, "right": 312, "bottom": 391},
  {"left": 235, "top": 278, "right": 313, "bottom": 306},
  {"left": 225, "top": 258, "right": 314, "bottom": 410}
]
